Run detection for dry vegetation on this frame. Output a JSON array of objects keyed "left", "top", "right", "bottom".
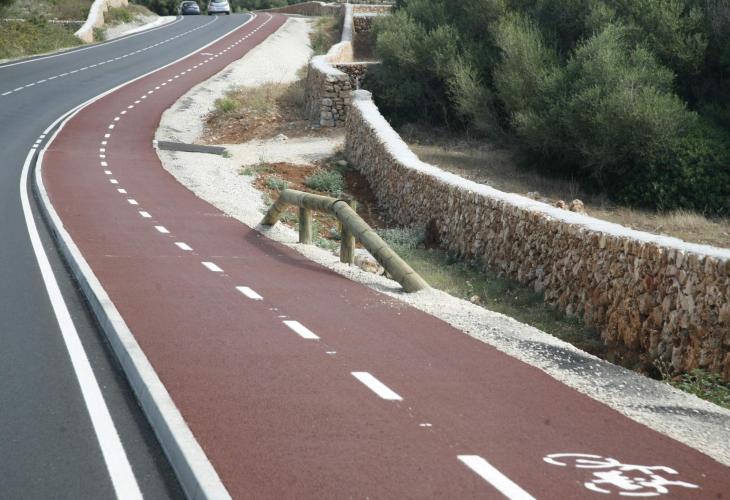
[
  {"left": 203, "top": 71, "right": 336, "bottom": 144},
  {"left": 402, "top": 125, "right": 730, "bottom": 249}
]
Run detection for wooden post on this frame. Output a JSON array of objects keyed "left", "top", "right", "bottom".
[
  {"left": 299, "top": 207, "right": 312, "bottom": 244},
  {"left": 340, "top": 198, "right": 356, "bottom": 264}
]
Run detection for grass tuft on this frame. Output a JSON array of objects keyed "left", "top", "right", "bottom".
[{"left": 304, "top": 169, "right": 344, "bottom": 195}]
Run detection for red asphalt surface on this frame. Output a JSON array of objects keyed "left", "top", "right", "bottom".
[{"left": 43, "top": 13, "right": 729, "bottom": 499}]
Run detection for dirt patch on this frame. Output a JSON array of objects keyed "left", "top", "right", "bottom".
[{"left": 252, "top": 158, "right": 388, "bottom": 247}]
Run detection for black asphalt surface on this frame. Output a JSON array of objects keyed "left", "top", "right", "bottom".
[{"left": 0, "top": 14, "right": 252, "bottom": 499}]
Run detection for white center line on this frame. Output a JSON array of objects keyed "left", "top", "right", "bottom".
[
  {"left": 351, "top": 372, "right": 402, "bottom": 400},
  {"left": 154, "top": 226, "right": 170, "bottom": 234},
  {"left": 174, "top": 242, "right": 192, "bottom": 251},
  {"left": 202, "top": 261, "right": 223, "bottom": 273},
  {"left": 236, "top": 286, "right": 263, "bottom": 300},
  {"left": 457, "top": 456, "right": 535, "bottom": 500},
  {"left": 283, "top": 320, "right": 320, "bottom": 340}
]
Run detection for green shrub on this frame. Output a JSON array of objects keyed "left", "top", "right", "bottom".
[
  {"left": 304, "top": 169, "right": 344, "bottom": 195},
  {"left": 93, "top": 26, "right": 106, "bottom": 42},
  {"left": 265, "top": 176, "right": 289, "bottom": 191},
  {"left": 0, "top": 19, "right": 81, "bottom": 59},
  {"left": 214, "top": 97, "right": 239, "bottom": 114},
  {"left": 105, "top": 6, "right": 133, "bottom": 25}
]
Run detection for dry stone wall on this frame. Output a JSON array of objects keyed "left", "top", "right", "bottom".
[{"left": 345, "top": 90, "right": 730, "bottom": 380}]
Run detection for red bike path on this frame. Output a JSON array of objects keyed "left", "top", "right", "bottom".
[{"left": 41, "top": 13, "right": 729, "bottom": 499}]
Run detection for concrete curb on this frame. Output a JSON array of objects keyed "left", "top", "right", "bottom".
[{"left": 28, "top": 14, "right": 261, "bottom": 500}]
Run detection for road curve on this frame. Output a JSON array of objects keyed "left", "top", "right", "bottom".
[
  {"left": 39, "top": 11, "right": 730, "bottom": 500},
  {"left": 0, "top": 13, "right": 255, "bottom": 499}
]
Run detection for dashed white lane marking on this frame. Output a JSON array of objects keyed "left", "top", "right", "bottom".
[
  {"left": 283, "top": 320, "right": 320, "bottom": 340},
  {"left": 419, "top": 423, "right": 433, "bottom": 427},
  {"left": 175, "top": 242, "right": 192, "bottom": 251},
  {"left": 101, "top": 140, "right": 107, "bottom": 145},
  {"left": 109, "top": 179, "right": 118, "bottom": 184},
  {"left": 154, "top": 226, "right": 170, "bottom": 234},
  {"left": 202, "top": 261, "right": 223, "bottom": 273},
  {"left": 351, "top": 372, "right": 402, "bottom": 401},
  {"left": 117, "top": 188, "right": 127, "bottom": 194},
  {"left": 104, "top": 170, "right": 112, "bottom": 175},
  {"left": 127, "top": 199, "right": 138, "bottom": 205},
  {"left": 457, "top": 456, "right": 535, "bottom": 500},
  {"left": 104, "top": 133, "right": 110, "bottom": 138},
  {"left": 326, "top": 351, "right": 337, "bottom": 355},
  {"left": 20, "top": 147, "right": 143, "bottom": 499},
  {"left": 139, "top": 211, "right": 151, "bottom": 218},
  {"left": 101, "top": 162, "right": 108, "bottom": 167},
  {"left": 236, "top": 286, "right": 263, "bottom": 300}
]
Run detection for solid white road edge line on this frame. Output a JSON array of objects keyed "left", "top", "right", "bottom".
[
  {"left": 283, "top": 320, "right": 320, "bottom": 340},
  {"left": 457, "top": 455, "right": 535, "bottom": 500},
  {"left": 30, "top": 13, "right": 262, "bottom": 499},
  {"left": 21, "top": 148, "right": 143, "bottom": 500},
  {"left": 351, "top": 372, "right": 402, "bottom": 401}
]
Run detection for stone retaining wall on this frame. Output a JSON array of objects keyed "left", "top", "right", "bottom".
[
  {"left": 345, "top": 90, "right": 730, "bottom": 380},
  {"left": 334, "top": 62, "right": 379, "bottom": 89},
  {"left": 303, "top": 3, "right": 389, "bottom": 127},
  {"left": 75, "top": 0, "right": 128, "bottom": 43},
  {"left": 353, "top": 13, "right": 377, "bottom": 32}
]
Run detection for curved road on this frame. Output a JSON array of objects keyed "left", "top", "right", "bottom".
[{"left": 0, "top": 14, "right": 251, "bottom": 499}]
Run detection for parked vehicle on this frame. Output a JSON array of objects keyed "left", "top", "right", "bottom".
[
  {"left": 180, "top": 1, "right": 201, "bottom": 15},
  {"left": 207, "top": 0, "right": 231, "bottom": 15}
]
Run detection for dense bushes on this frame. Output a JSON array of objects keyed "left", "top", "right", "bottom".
[
  {"left": 370, "top": 0, "right": 730, "bottom": 214},
  {"left": 0, "top": 18, "right": 81, "bottom": 59}
]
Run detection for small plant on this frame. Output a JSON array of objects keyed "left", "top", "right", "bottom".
[
  {"left": 671, "top": 369, "right": 730, "bottom": 409},
  {"left": 93, "top": 26, "right": 106, "bottom": 42},
  {"left": 214, "top": 97, "right": 238, "bottom": 114},
  {"left": 378, "top": 226, "right": 426, "bottom": 250},
  {"left": 304, "top": 169, "right": 344, "bottom": 195},
  {"left": 239, "top": 166, "right": 255, "bottom": 176},
  {"left": 105, "top": 6, "right": 133, "bottom": 25},
  {"left": 265, "top": 176, "right": 289, "bottom": 191}
]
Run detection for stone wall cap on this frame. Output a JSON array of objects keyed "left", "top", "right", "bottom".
[{"left": 351, "top": 94, "right": 730, "bottom": 262}]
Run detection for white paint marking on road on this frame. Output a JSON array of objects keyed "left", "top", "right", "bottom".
[
  {"left": 1, "top": 91, "right": 11, "bottom": 96},
  {"left": 139, "top": 211, "right": 151, "bottom": 218},
  {"left": 154, "top": 226, "right": 169, "bottom": 234},
  {"left": 104, "top": 170, "right": 112, "bottom": 175},
  {"left": 457, "top": 456, "right": 535, "bottom": 500},
  {"left": 99, "top": 148, "right": 105, "bottom": 152},
  {"left": 134, "top": 100, "right": 141, "bottom": 104},
  {"left": 99, "top": 154, "right": 106, "bottom": 158},
  {"left": 283, "top": 320, "right": 320, "bottom": 340},
  {"left": 109, "top": 179, "right": 118, "bottom": 184},
  {"left": 175, "top": 242, "right": 192, "bottom": 251},
  {"left": 419, "top": 423, "right": 433, "bottom": 427},
  {"left": 104, "top": 133, "right": 110, "bottom": 138},
  {"left": 114, "top": 117, "right": 120, "bottom": 122},
  {"left": 236, "top": 286, "right": 263, "bottom": 300},
  {"left": 127, "top": 199, "right": 138, "bottom": 205},
  {"left": 326, "top": 351, "right": 337, "bottom": 355},
  {"left": 108, "top": 124, "right": 114, "bottom": 130},
  {"left": 20, "top": 148, "right": 143, "bottom": 500},
  {"left": 127, "top": 105, "right": 134, "bottom": 109},
  {"left": 101, "top": 161, "right": 108, "bottom": 167},
  {"left": 117, "top": 189, "right": 127, "bottom": 194},
  {"left": 101, "top": 141, "right": 107, "bottom": 145},
  {"left": 351, "top": 372, "right": 402, "bottom": 401},
  {"left": 202, "top": 261, "right": 223, "bottom": 273}
]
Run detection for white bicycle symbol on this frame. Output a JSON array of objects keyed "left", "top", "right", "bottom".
[{"left": 544, "top": 453, "right": 700, "bottom": 497}]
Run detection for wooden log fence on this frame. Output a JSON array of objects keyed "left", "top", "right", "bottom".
[{"left": 261, "top": 189, "right": 429, "bottom": 293}]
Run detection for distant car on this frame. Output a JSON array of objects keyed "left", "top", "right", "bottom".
[
  {"left": 207, "top": 0, "right": 231, "bottom": 15},
  {"left": 180, "top": 1, "right": 201, "bottom": 15}
]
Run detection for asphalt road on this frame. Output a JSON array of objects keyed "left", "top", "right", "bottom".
[{"left": 0, "top": 14, "right": 251, "bottom": 499}]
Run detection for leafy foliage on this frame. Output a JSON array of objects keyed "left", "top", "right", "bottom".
[{"left": 370, "top": 0, "right": 730, "bottom": 214}]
